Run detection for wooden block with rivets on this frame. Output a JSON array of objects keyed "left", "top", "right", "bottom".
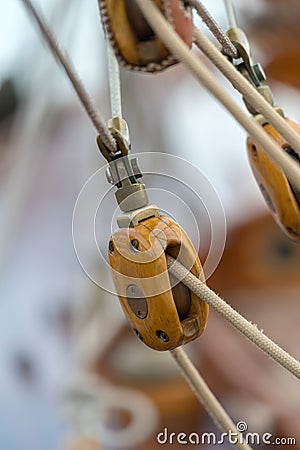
[{"left": 108, "top": 216, "right": 209, "bottom": 351}]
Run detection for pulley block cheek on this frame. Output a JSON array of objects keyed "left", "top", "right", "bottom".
[
  {"left": 108, "top": 216, "right": 209, "bottom": 351},
  {"left": 98, "top": 0, "right": 193, "bottom": 72},
  {"left": 247, "top": 118, "right": 300, "bottom": 242}
]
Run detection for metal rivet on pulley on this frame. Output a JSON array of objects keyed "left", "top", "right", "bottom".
[
  {"left": 287, "top": 227, "right": 299, "bottom": 239},
  {"left": 134, "top": 328, "right": 144, "bottom": 342},
  {"left": 156, "top": 330, "right": 170, "bottom": 343},
  {"left": 259, "top": 184, "right": 276, "bottom": 213},
  {"left": 251, "top": 144, "right": 258, "bottom": 158},
  {"left": 130, "top": 239, "right": 140, "bottom": 252},
  {"left": 126, "top": 284, "right": 148, "bottom": 319},
  {"left": 109, "top": 240, "right": 115, "bottom": 255}
]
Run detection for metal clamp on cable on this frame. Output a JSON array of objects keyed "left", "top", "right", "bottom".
[
  {"left": 97, "top": 117, "right": 160, "bottom": 228},
  {"left": 97, "top": 117, "right": 130, "bottom": 162},
  {"left": 226, "top": 27, "right": 278, "bottom": 116}
]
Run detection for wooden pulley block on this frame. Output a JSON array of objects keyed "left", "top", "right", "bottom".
[
  {"left": 247, "top": 118, "right": 300, "bottom": 242},
  {"left": 108, "top": 216, "right": 209, "bottom": 350},
  {"left": 98, "top": 0, "right": 193, "bottom": 72}
]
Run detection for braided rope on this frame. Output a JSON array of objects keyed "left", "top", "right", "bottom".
[
  {"left": 188, "top": 0, "right": 238, "bottom": 58},
  {"left": 106, "top": 42, "right": 123, "bottom": 118},
  {"left": 170, "top": 348, "right": 253, "bottom": 450},
  {"left": 167, "top": 255, "right": 300, "bottom": 380},
  {"left": 224, "top": 0, "right": 238, "bottom": 28}
]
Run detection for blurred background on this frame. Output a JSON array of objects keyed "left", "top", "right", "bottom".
[{"left": 1, "top": 0, "right": 300, "bottom": 449}]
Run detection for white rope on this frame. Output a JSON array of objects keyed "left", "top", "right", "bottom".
[
  {"left": 193, "top": 27, "right": 300, "bottom": 159},
  {"left": 106, "top": 41, "right": 123, "bottom": 118},
  {"left": 167, "top": 255, "right": 300, "bottom": 381},
  {"left": 135, "top": 0, "right": 300, "bottom": 192},
  {"left": 170, "top": 348, "right": 252, "bottom": 450},
  {"left": 20, "top": 0, "right": 117, "bottom": 154},
  {"left": 224, "top": 0, "right": 237, "bottom": 28}
]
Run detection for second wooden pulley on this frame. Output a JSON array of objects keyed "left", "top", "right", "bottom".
[
  {"left": 226, "top": 25, "right": 300, "bottom": 242},
  {"left": 247, "top": 117, "right": 300, "bottom": 242}
]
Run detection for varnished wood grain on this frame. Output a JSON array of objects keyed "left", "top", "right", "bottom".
[
  {"left": 109, "top": 216, "right": 209, "bottom": 351},
  {"left": 247, "top": 118, "right": 300, "bottom": 241}
]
